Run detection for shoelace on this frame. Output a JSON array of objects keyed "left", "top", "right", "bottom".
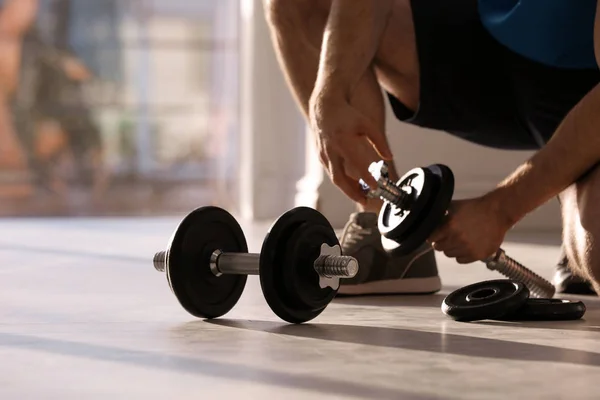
[
  {"left": 340, "top": 219, "right": 436, "bottom": 280},
  {"left": 340, "top": 221, "right": 373, "bottom": 255}
]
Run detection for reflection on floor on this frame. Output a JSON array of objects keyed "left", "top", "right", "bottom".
[{"left": 0, "top": 217, "right": 598, "bottom": 399}]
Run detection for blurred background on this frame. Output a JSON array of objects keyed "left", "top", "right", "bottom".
[
  {"left": 0, "top": 0, "right": 561, "bottom": 232},
  {"left": 0, "top": 0, "right": 242, "bottom": 217}
]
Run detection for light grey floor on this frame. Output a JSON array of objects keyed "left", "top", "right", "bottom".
[{"left": 1, "top": 216, "right": 599, "bottom": 400}]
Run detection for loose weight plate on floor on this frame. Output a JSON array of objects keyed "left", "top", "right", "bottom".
[
  {"left": 499, "top": 298, "right": 587, "bottom": 321},
  {"left": 166, "top": 206, "right": 248, "bottom": 319},
  {"left": 378, "top": 164, "right": 455, "bottom": 255},
  {"left": 442, "top": 279, "right": 530, "bottom": 322},
  {"left": 260, "top": 207, "right": 339, "bottom": 324}
]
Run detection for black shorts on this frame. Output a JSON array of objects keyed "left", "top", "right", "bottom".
[{"left": 387, "top": 0, "right": 600, "bottom": 150}]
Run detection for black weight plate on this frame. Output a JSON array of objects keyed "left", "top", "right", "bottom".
[
  {"left": 498, "top": 298, "right": 587, "bottom": 321},
  {"left": 378, "top": 167, "right": 435, "bottom": 242},
  {"left": 281, "top": 222, "right": 338, "bottom": 310},
  {"left": 442, "top": 279, "right": 530, "bottom": 322},
  {"left": 166, "top": 206, "right": 248, "bottom": 319},
  {"left": 260, "top": 206, "right": 339, "bottom": 324},
  {"left": 380, "top": 164, "right": 455, "bottom": 255},
  {"left": 396, "top": 164, "right": 454, "bottom": 254}
]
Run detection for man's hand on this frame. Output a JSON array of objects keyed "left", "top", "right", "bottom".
[
  {"left": 309, "top": 91, "right": 393, "bottom": 204},
  {"left": 428, "top": 195, "right": 512, "bottom": 264},
  {"left": 302, "top": 0, "right": 394, "bottom": 203}
]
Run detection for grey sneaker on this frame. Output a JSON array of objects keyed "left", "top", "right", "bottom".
[{"left": 337, "top": 212, "right": 441, "bottom": 295}]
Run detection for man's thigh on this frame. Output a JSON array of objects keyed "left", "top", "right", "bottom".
[
  {"left": 506, "top": 52, "right": 600, "bottom": 147},
  {"left": 379, "top": 0, "right": 539, "bottom": 149},
  {"left": 378, "top": 0, "right": 600, "bottom": 152}
]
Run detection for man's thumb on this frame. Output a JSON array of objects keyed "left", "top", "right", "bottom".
[{"left": 361, "top": 118, "right": 393, "bottom": 160}]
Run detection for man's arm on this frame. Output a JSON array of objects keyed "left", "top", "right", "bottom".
[
  {"left": 313, "top": 0, "right": 393, "bottom": 101},
  {"left": 486, "top": 5, "right": 600, "bottom": 227},
  {"left": 306, "top": 0, "right": 395, "bottom": 198}
]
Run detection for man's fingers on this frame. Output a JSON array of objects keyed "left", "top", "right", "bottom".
[
  {"left": 431, "top": 238, "right": 451, "bottom": 252},
  {"left": 442, "top": 247, "right": 464, "bottom": 258},
  {"left": 431, "top": 237, "right": 464, "bottom": 258},
  {"left": 329, "top": 157, "right": 368, "bottom": 205},
  {"left": 360, "top": 117, "right": 393, "bottom": 160},
  {"left": 348, "top": 160, "right": 377, "bottom": 188},
  {"left": 318, "top": 141, "right": 369, "bottom": 204},
  {"left": 456, "top": 256, "right": 477, "bottom": 265},
  {"left": 337, "top": 138, "right": 379, "bottom": 187},
  {"left": 428, "top": 209, "right": 455, "bottom": 244},
  {"left": 335, "top": 176, "right": 368, "bottom": 205},
  {"left": 320, "top": 146, "right": 363, "bottom": 203},
  {"left": 428, "top": 226, "right": 448, "bottom": 245}
]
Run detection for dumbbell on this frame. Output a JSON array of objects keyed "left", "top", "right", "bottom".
[
  {"left": 153, "top": 205, "right": 358, "bottom": 324},
  {"left": 360, "top": 161, "right": 555, "bottom": 299}
]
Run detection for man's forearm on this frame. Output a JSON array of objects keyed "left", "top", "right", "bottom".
[
  {"left": 489, "top": 83, "right": 600, "bottom": 226},
  {"left": 314, "top": 0, "right": 393, "bottom": 100}
]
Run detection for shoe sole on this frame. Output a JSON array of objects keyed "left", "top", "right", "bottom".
[
  {"left": 555, "top": 281, "right": 597, "bottom": 296},
  {"left": 337, "top": 275, "right": 442, "bottom": 296},
  {"left": 553, "top": 271, "right": 598, "bottom": 296}
]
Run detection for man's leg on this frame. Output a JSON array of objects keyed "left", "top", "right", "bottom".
[
  {"left": 559, "top": 163, "right": 600, "bottom": 294},
  {"left": 263, "top": 0, "right": 441, "bottom": 295},
  {"left": 553, "top": 194, "right": 596, "bottom": 295}
]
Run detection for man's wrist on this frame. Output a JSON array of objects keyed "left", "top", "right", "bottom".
[
  {"left": 309, "top": 80, "right": 351, "bottom": 117},
  {"left": 482, "top": 186, "right": 529, "bottom": 230},
  {"left": 312, "top": 73, "right": 352, "bottom": 103}
]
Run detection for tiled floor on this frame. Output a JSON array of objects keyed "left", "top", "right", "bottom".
[{"left": 1, "top": 216, "right": 599, "bottom": 399}]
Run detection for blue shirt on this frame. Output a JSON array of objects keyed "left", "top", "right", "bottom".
[{"left": 479, "top": 0, "right": 598, "bottom": 69}]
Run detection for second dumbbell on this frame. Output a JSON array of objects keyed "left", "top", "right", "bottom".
[{"left": 154, "top": 206, "right": 359, "bottom": 324}]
